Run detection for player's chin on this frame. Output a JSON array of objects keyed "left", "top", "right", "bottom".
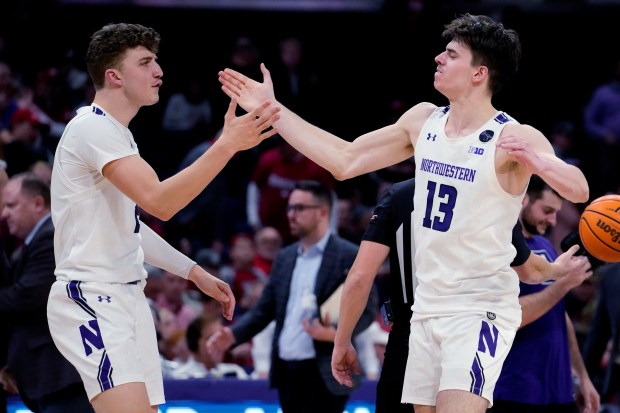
[{"left": 148, "top": 89, "right": 160, "bottom": 104}]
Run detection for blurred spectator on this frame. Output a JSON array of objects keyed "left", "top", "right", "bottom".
[
  {"left": 155, "top": 270, "right": 201, "bottom": 331},
  {"left": 549, "top": 120, "right": 581, "bottom": 167},
  {"left": 0, "top": 172, "right": 92, "bottom": 412},
  {"left": 195, "top": 248, "right": 222, "bottom": 279},
  {"left": 165, "top": 129, "right": 228, "bottom": 252},
  {"left": 1, "top": 107, "right": 53, "bottom": 177},
  {"left": 144, "top": 263, "right": 166, "bottom": 304},
  {"left": 219, "top": 233, "right": 265, "bottom": 315},
  {"left": 29, "top": 160, "right": 53, "bottom": 185},
  {"left": 171, "top": 314, "right": 249, "bottom": 379},
  {"left": 161, "top": 77, "right": 214, "bottom": 172},
  {"left": 252, "top": 226, "right": 283, "bottom": 277},
  {"left": 269, "top": 36, "right": 322, "bottom": 120},
  {"left": 352, "top": 320, "right": 383, "bottom": 380},
  {"left": 247, "top": 138, "right": 336, "bottom": 244},
  {"left": 545, "top": 120, "right": 583, "bottom": 260},
  {"left": 583, "top": 55, "right": 620, "bottom": 198},
  {"left": 582, "top": 263, "right": 620, "bottom": 412},
  {"left": 0, "top": 61, "right": 19, "bottom": 147}
]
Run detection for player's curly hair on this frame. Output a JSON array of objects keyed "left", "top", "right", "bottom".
[
  {"left": 86, "top": 22, "right": 160, "bottom": 89},
  {"left": 442, "top": 13, "right": 521, "bottom": 95}
]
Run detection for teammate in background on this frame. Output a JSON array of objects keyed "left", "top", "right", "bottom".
[
  {"left": 491, "top": 175, "right": 600, "bottom": 413},
  {"left": 47, "top": 23, "right": 279, "bottom": 413},
  {"left": 331, "top": 177, "right": 592, "bottom": 413},
  {"left": 218, "top": 13, "right": 589, "bottom": 412}
]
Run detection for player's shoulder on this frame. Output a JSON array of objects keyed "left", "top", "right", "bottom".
[
  {"left": 401, "top": 102, "right": 438, "bottom": 122},
  {"left": 501, "top": 122, "right": 543, "bottom": 139}
]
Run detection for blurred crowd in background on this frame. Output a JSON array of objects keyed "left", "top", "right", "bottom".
[{"left": 0, "top": 0, "right": 619, "bottom": 409}]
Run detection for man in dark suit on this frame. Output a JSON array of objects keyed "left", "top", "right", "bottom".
[
  {"left": 208, "top": 179, "right": 377, "bottom": 413},
  {"left": 0, "top": 172, "right": 93, "bottom": 412},
  {"left": 583, "top": 262, "right": 620, "bottom": 412}
]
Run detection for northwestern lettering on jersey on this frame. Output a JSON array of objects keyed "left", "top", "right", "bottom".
[{"left": 419, "top": 158, "right": 476, "bottom": 182}]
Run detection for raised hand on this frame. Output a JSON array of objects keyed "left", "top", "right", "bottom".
[
  {"left": 496, "top": 134, "right": 546, "bottom": 173},
  {"left": 219, "top": 63, "right": 276, "bottom": 113},
  {"left": 216, "top": 97, "right": 280, "bottom": 152},
  {"left": 553, "top": 245, "right": 593, "bottom": 289}
]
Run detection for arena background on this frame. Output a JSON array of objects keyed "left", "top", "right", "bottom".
[{"left": 2, "top": 0, "right": 619, "bottom": 141}]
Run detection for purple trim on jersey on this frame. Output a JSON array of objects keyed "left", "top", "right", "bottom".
[
  {"left": 97, "top": 350, "right": 114, "bottom": 392},
  {"left": 470, "top": 353, "right": 485, "bottom": 395},
  {"left": 67, "top": 280, "right": 96, "bottom": 318},
  {"left": 494, "top": 112, "right": 511, "bottom": 124}
]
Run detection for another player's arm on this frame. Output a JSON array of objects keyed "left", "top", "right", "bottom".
[
  {"left": 518, "top": 252, "right": 592, "bottom": 327},
  {"left": 103, "top": 99, "right": 280, "bottom": 221},
  {"left": 219, "top": 63, "right": 429, "bottom": 180},
  {"left": 332, "top": 240, "right": 389, "bottom": 387},
  {"left": 497, "top": 124, "right": 589, "bottom": 203},
  {"left": 272, "top": 104, "right": 421, "bottom": 180},
  {"left": 335, "top": 240, "right": 389, "bottom": 347}
]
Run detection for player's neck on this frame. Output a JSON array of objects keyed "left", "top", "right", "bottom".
[
  {"left": 444, "top": 102, "right": 497, "bottom": 138},
  {"left": 92, "top": 90, "right": 139, "bottom": 127}
]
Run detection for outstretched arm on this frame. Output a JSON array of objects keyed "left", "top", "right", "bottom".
[
  {"left": 219, "top": 63, "right": 422, "bottom": 180},
  {"left": 104, "top": 99, "right": 280, "bottom": 221},
  {"left": 332, "top": 240, "right": 389, "bottom": 387}
]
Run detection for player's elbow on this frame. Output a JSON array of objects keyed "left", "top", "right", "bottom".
[
  {"left": 139, "top": 199, "right": 176, "bottom": 221},
  {"left": 563, "top": 176, "right": 589, "bottom": 203}
]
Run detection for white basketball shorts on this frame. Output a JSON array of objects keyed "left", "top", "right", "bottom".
[
  {"left": 401, "top": 312, "right": 517, "bottom": 407},
  {"left": 47, "top": 279, "right": 164, "bottom": 405}
]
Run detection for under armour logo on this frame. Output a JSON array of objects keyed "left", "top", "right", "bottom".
[
  {"left": 426, "top": 133, "right": 436, "bottom": 141},
  {"left": 98, "top": 296, "right": 112, "bottom": 303}
]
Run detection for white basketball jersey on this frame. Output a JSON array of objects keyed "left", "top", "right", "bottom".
[
  {"left": 51, "top": 104, "right": 146, "bottom": 283},
  {"left": 411, "top": 106, "right": 524, "bottom": 327}
]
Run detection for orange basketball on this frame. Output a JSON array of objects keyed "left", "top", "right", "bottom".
[{"left": 579, "top": 195, "right": 620, "bottom": 263}]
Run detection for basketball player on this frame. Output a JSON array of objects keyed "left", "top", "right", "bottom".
[
  {"left": 332, "top": 177, "right": 592, "bottom": 413},
  {"left": 217, "top": 13, "right": 589, "bottom": 412},
  {"left": 47, "top": 23, "right": 280, "bottom": 413},
  {"left": 491, "top": 175, "right": 600, "bottom": 413}
]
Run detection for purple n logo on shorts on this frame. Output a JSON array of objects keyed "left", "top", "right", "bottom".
[
  {"left": 469, "top": 320, "right": 500, "bottom": 396},
  {"left": 79, "top": 319, "right": 105, "bottom": 356},
  {"left": 478, "top": 320, "right": 499, "bottom": 357}
]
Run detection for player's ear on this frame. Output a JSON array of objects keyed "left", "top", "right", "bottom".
[
  {"left": 473, "top": 65, "right": 488, "bottom": 83},
  {"left": 105, "top": 68, "right": 122, "bottom": 85}
]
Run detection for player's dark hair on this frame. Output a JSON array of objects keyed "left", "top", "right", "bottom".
[
  {"left": 86, "top": 23, "right": 160, "bottom": 89},
  {"left": 442, "top": 13, "right": 521, "bottom": 94}
]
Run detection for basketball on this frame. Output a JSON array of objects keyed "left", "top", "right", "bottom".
[{"left": 579, "top": 195, "right": 620, "bottom": 262}]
